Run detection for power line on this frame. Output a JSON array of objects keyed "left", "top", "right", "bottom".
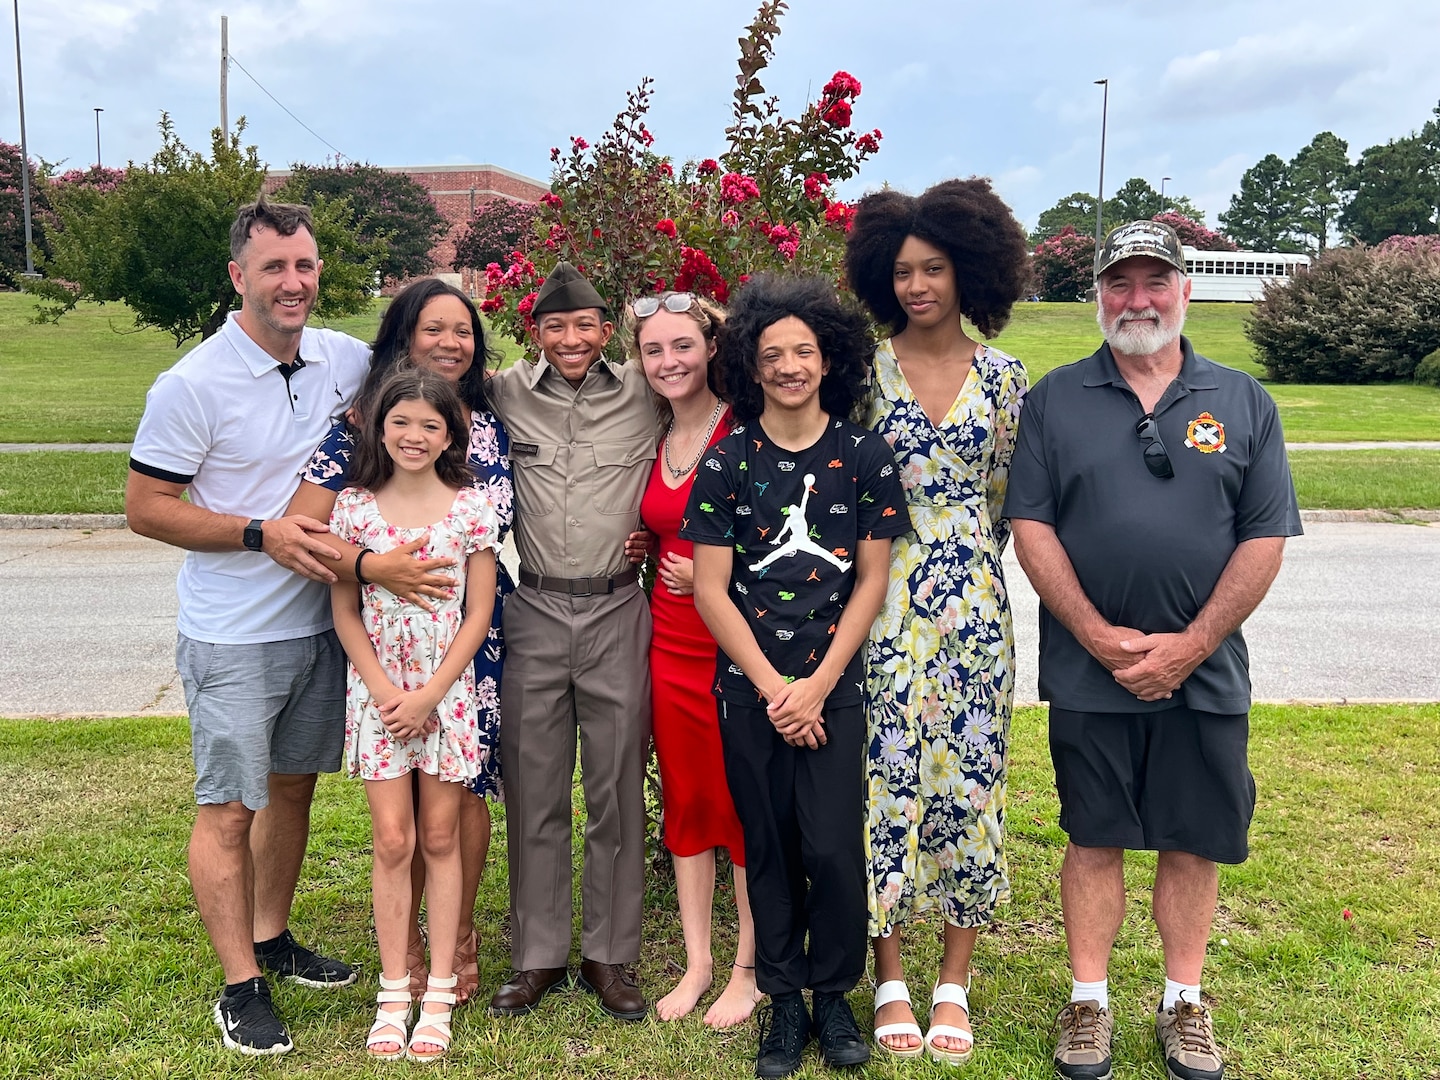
[{"left": 227, "top": 52, "right": 348, "bottom": 162}]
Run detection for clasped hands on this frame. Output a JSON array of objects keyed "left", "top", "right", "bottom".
[{"left": 1088, "top": 624, "right": 1208, "bottom": 702}]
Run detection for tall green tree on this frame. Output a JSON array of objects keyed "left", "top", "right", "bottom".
[
  {"left": 1220, "top": 153, "right": 1303, "bottom": 251},
  {"left": 1341, "top": 136, "right": 1437, "bottom": 243},
  {"left": 1290, "top": 131, "right": 1351, "bottom": 253},
  {"left": 28, "top": 115, "right": 381, "bottom": 345},
  {"left": 1032, "top": 191, "right": 1098, "bottom": 243},
  {"left": 1104, "top": 177, "right": 1163, "bottom": 223},
  {"left": 275, "top": 162, "right": 447, "bottom": 285}
]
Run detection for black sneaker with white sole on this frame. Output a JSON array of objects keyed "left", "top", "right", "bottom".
[
  {"left": 255, "top": 928, "right": 358, "bottom": 988},
  {"left": 214, "top": 977, "right": 293, "bottom": 1056}
]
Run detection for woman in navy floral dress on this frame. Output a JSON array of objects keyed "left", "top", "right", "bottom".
[
  {"left": 288, "top": 278, "right": 513, "bottom": 1005},
  {"left": 844, "top": 180, "right": 1031, "bottom": 1064}
]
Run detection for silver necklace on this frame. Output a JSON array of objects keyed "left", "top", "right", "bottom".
[{"left": 665, "top": 400, "right": 725, "bottom": 479}]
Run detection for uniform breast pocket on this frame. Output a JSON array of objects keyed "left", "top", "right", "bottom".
[
  {"left": 591, "top": 439, "right": 657, "bottom": 516},
  {"left": 510, "top": 442, "right": 560, "bottom": 516}
]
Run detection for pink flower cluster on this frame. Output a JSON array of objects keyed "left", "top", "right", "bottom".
[
  {"left": 824, "top": 201, "right": 856, "bottom": 232},
  {"left": 803, "top": 172, "right": 829, "bottom": 201},
  {"left": 674, "top": 246, "right": 730, "bottom": 303},
  {"left": 697, "top": 159, "right": 719, "bottom": 176},
  {"left": 720, "top": 172, "right": 761, "bottom": 205},
  {"left": 655, "top": 218, "right": 678, "bottom": 238},
  {"left": 823, "top": 71, "right": 862, "bottom": 99},
  {"left": 855, "top": 129, "right": 883, "bottom": 155}
]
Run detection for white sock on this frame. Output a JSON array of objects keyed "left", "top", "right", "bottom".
[
  {"left": 1162, "top": 978, "right": 1200, "bottom": 1010},
  {"left": 1071, "top": 978, "right": 1109, "bottom": 1010}
]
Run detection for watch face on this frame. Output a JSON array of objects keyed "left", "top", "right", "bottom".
[{"left": 245, "top": 521, "right": 264, "bottom": 551}]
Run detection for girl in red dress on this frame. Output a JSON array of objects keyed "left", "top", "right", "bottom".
[{"left": 628, "top": 293, "right": 760, "bottom": 1027}]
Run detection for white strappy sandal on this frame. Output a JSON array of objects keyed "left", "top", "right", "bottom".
[
  {"left": 873, "top": 979, "right": 925, "bottom": 1058},
  {"left": 407, "top": 973, "right": 458, "bottom": 1063},
  {"left": 366, "top": 972, "right": 413, "bottom": 1061},
  {"left": 926, "top": 980, "right": 975, "bottom": 1066}
]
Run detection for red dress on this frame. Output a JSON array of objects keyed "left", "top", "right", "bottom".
[{"left": 642, "top": 414, "right": 745, "bottom": 865}]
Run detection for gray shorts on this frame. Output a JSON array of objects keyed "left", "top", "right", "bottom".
[{"left": 177, "top": 630, "right": 346, "bottom": 810}]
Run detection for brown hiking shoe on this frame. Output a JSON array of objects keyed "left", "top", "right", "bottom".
[
  {"left": 1054, "top": 999, "right": 1114, "bottom": 1080},
  {"left": 1155, "top": 997, "right": 1224, "bottom": 1080}
]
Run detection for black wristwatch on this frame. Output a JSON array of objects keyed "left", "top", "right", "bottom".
[{"left": 243, "top": 519, "right": 266, "bottom": 552}]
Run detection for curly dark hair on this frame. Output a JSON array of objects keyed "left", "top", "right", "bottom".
[
  {"left": 718, "top": 273, "right": 873, "bottom": 424},
  {"left": 844, "top": 177, "right": 1030, "bottom": 338},
  {"left": 355, "top": 277, "right": 501, "bottom": 423},
  {"left": 349, "top": 366, "right": 474, "bottom": 492}
]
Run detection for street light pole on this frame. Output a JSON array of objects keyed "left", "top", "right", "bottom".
[
  {"left": 1093, "top": 78, "right": 1109, "bottom": 257},
  {"left": 11, "top": 0, "right": 36, "bottom": 277},
  {"left": 1161, "top": 176, "right": 1172, "bottom": 215},
  {"left": 94, "top": 107, "right": 104, "bottom": 167}
]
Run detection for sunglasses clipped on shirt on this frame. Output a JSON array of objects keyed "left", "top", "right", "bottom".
[
  {"left": 1134, "top": 412, "right": 1175, "bottom": 479},
  {"left": 630, "top": 292, "right": 698, "bottom": 319}
]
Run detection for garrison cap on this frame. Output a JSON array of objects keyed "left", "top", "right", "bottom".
[{"left": 531, "top": 262, "right": 610, "bottom": 317}]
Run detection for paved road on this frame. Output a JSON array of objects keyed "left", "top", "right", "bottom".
[{"left": 1, "top": 523, "right": 1435, "bottom": 717}]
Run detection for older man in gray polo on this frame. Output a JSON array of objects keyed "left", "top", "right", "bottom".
[{"left": 1004, "top": 220, "right": 1301, "bottom": 1080}]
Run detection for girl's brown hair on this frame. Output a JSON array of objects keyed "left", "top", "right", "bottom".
[{"left": 348, "top": 365, "right": 474, "bottom": 492}]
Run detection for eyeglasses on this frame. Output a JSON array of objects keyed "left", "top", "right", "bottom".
[
  {"left": 1134, "top": 412, "right": 1174, "bottom": 479},
  {"left": 631, "top": 292, "right": 698, "bottom": 319}
]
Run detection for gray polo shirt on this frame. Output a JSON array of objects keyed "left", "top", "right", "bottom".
[{"left": 1003, "top": 336, "right": 1302, "bottom": 713}]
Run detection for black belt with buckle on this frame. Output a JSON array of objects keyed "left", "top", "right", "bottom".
[{"left": 519, "top": 566, "right": 639, "bottom": 596}]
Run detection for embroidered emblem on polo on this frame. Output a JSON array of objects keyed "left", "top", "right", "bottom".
[{"left": 1184, "top": 412, "right": 1227, "bottom": 454}]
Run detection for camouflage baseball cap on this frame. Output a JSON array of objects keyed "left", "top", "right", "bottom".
[{"left": 1094, "top": 220, "right": 1186, "bottom": 279}]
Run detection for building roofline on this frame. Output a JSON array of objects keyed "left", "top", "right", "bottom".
[{"left": 265, "top": 162, "right": 548, "bottom": 188}]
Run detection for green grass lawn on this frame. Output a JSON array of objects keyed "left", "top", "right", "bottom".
[
  {"left": 1, "top": 703, "right": 1436, "bottom": 1078},
  {"left": 6, "top": 449, "right": 1438, "bottom": 516},
  {"left": 3, "top": 293, "right": 1438, "bottom": 445}
]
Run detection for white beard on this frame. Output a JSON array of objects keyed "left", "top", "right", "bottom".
[{"left": 1097, "top": 305, "right": 1184, "bottom": 357}]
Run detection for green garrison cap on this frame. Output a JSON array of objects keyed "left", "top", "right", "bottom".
[{"left": 531, "top": 262, "right": 610, "bottom": 316}]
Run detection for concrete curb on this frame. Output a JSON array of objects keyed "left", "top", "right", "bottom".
[{"left": 4, "top": 510, "right": 1438, "bottom": 531}]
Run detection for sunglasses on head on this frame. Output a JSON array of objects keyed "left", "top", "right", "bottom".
[
  {"left": 1134, "top": 412, "right": 1175, "bottom": 479},
  {"left": 631, "top": 293, "right": 698, "bottom": 319}
]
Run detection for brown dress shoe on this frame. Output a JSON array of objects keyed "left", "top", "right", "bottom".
[
  {"left": 577, "top": 959, "right": 647, "bottom": 1021},
  {"left": 488, "top": 967, "right": 569, "bottom": 1016}
]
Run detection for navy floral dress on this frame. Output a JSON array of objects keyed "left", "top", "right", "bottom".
[
  {"left": 863, "top": 340, "right": 1027, "bottom": 934},
  {"left": 304, "top": 408, "right": 514, "bottom": 799}
]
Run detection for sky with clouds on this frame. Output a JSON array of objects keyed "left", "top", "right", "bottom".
[{"left": 5, "top": 0, "right": 1438, "bottom": 231}]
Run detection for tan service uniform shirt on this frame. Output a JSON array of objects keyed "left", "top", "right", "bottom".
[{"left": 489, "top": 354, "right": 662, "bottom": 579}]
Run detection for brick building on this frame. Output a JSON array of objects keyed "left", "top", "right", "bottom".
[{"left": 265, "top": 163, "right": 549, "bottom": 295}]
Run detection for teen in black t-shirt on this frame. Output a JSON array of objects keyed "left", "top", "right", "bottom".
[{"left": 684, "top": 275, "right": 909, "bottom": 1077}]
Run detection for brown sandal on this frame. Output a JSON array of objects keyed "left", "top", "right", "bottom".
[
  {"left": 454, "top": 927, "right": 479, "bottom": 1007},
  {"left": 406, "top": 928, "right": 429, "bottom": 1001}
]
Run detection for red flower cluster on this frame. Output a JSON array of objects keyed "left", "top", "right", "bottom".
[
  {"left": 855, "top": 129, "right": 882, "bottom": 155},
  {"left": 721, "top": 209, "right": 740, "bottom": 227},
  {"left": 823, "top": 71, "right": 862, "bottom": 99},
  {"left": 570, "top": 135, "right": 589, "bottom": 151},
  {"left": 824, "top": 200, "right": 856, "bottom": 232},
  {"left": 720, "top": 172, "right": 761, "bottom": 204},
  {"left": 655, "top": 218, "right": 678, "bottom": 238},
  {"left": 549, "top": 147, "right": 561, "bottom": 162},
  {"left": 697, "top": 158, "right": 719, "bottom": 176},
  {"left": 540, "top": 192, "right": 564, "bottom": 209},
  {"left": 822, "top": 100, "right": 852, "bottom": 128},
  {"left": 516, "top": 290, "right": 539, "bottom": 328},
  {"left": 657, "top": 162, "right": 674, "bottom": 178},
  {"left": 674, "top": 246, "right": 730, "bottom": 304},
  {"left": 639, "top": 126, "right": 655, "bottom": 147},
  {"left": 803, "top": 172, "right": 830, "bottom": 201}
]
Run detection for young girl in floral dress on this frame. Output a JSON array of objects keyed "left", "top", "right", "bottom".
[{"left": 329, "top": 367, "right": 499, "bottom": 1062}]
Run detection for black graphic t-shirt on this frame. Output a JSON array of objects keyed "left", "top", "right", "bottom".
[{"left": 681, "top": 415, "right": 910, "bottom": 706}]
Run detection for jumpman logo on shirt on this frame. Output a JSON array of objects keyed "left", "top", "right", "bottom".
[{"left": 748, "top": 473, "right": 854, "bottom": 573}]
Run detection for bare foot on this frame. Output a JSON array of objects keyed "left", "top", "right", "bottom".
[
  {"left": 875, "top": 997, "right": 923, "bottom": 1052},
  {"left": 656, "top": 964, "right": 713, "bottom": 1021},
  {"left": 704, "top": 965, "right": 763, "bottom": 1029},
  {"left": 929, "top": 997, "right": 972, "bottom": 1052}
]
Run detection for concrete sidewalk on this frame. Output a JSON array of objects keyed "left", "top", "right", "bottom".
[{"left": 2, "top": 522, "right": 1436, "bottom": 717}]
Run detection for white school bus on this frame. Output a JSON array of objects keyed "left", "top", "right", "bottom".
[{"left": 1182, "top": 247, "right": 1310, "bottom": 301}]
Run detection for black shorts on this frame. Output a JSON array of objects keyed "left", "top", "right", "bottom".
[{"left": 1048, "top": 705, "right": 1256, "bottom": 864}]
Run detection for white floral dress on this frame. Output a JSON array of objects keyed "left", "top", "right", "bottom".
[
  {"left": 330, "top": 484, "right": 500, "bottom": 782},
  {"left": 863, "top": 339, "right": 1028, "bottom": 934}
]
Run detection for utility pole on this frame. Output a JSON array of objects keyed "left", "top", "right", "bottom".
[
  {"left": 94, "top": 107, "right": 103, "bottom": 167},
  {"left": 220, "top": 15, "right": 229, "bottom": 135},
  {"left": 1161, "top": 176, "right": 1171, "bottom": 215},
  {"left": 12, "top": 0, "right": 36, "bottom": 276}
]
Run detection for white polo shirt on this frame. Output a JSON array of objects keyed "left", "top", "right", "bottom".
[{"left": 131, "top": 312, "right": 370, "bottom": 644}]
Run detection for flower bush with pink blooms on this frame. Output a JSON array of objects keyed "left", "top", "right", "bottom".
[{"left": 480, "top": 0, "right": 882, "bottom": 349}]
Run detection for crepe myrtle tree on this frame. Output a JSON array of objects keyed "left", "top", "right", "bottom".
[{"left": 478, "top": 0, "right": 882, "bottom": 353}]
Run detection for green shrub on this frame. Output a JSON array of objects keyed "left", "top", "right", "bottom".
[
  {"left": 1416, "top": 348, "right": 1440, "bottom": 387},
  {"left": 1246, "top": 245, "right": 1440, "bottom": 382}
]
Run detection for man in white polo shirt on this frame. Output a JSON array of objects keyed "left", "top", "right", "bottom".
[{"left": 126, "top": 197, "right": 371, "bottom": 1055}]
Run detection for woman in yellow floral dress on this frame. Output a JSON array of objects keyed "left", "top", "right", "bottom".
[{"left": 844, "top": 178, "right": 1031, "bottom": 1064}]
